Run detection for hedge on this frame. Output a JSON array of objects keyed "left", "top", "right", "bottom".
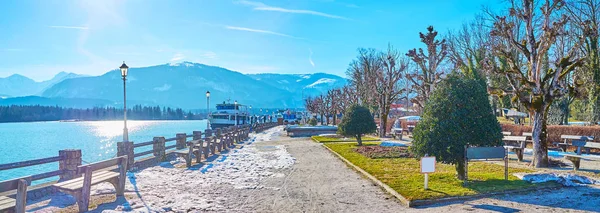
[{"left": 501, "top": 124, "right": 600, "bottom": 144}]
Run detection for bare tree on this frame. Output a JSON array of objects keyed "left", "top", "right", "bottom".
[
  {"left": 346, "top": 48, "right": 382, "bottom": 109},
  {"left": 566, "top": 0, "right": 600, "bottom": 124},
  {"left": 489, "top": 0, "right": 586, "bottom": 167},
  {"left": 376, "top": 44, "right": 409, "bottom": 137},
  {"left": 406, "top": 26, "right": 449, "bottom": 110}
]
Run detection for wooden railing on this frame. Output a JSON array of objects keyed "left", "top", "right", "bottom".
[{"left": 0, "top": 121, "right": 279, "bottom": 211}]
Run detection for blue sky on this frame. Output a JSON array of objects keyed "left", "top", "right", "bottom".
[{"left": 0, "top": 0, "right": 503, "bottom": 81}]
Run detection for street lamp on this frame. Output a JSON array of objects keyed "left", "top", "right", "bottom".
[
  {"left": 120, "top": 61, "right": 129, "bottom": 142},
  {"left": 234, "top": 100, "right": 238, "bottom": 126},
  {"left": 206, "top": 91, "right": 210, "bottom": 129}
]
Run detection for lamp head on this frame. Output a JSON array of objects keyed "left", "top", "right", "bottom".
[{"left": 120, "top": 61, "right": 129, "bottom": 77}]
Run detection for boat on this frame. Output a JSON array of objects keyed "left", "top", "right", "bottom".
[
  {"left": 208, "top": 101, "right": 251, "bottom": 129},
  {"left": 277, "top": 109, "right": 302, "bottom": 125}
]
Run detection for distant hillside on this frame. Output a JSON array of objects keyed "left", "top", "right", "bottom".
[
  {"left": 0, "top": 96, "right": 163, "bottom": 109},
  {"left": 0, "top": 72, "right": 85, "bottom": 97}
]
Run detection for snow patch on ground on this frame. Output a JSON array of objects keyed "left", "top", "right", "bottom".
[
  {"left": 514, "top": 172, "right": 600, "bottom": 186},
  {"left": 103, "top": 126, "right": 294, "bottom": 212}
]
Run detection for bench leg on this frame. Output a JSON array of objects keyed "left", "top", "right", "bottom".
[
  {"left": 74, "top": 191, "right": 88, "bottom": 213},
  {"left": 195, "top": 151, "right": 201, "bottom": 163},
  {"left": 515, "top": 149, "right": 523, "bottom": 162},
  {"left": 204, "top": 146, "right": 209, "bottom": 159},
  {"left": 211, "top": 142, "right": 216, "bottom": 155},
  {"left": 566, "top": 156, "right": 581, "bottom": 171},
  {"left": 186, "top": 154, "right": 192, "bottom": 167},
  {"left": 108, "top": 178, "right": 123, "bottom": 196}
]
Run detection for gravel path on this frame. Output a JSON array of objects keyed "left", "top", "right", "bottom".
[{"left": 27, "top": 127, "right": 600, "bottom": 212}]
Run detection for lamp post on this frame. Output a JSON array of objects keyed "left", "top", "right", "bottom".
[
  {"left": 120, "top": 61, "right": 129, "bottom": 142},
  {"left": 206, "top": 91, "right": 210, "bottom": 129},
  {"left": 249, "top": 105, "right": 252, "bottom": 124},
  {"left": 234, "top": 100, "right": 238, "bottom": 126}
]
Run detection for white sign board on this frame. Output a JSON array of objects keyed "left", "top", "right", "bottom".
[{"left": 420, "top": 157, "right": 436, "bottom": 173}]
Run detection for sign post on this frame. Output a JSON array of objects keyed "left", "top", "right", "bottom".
[{"left": 420, "top": 156, "right": 436, "bottom": 190}]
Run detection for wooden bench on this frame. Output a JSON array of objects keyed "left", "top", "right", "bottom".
[
  {"left": 572, "top": 140, "right": 600, "bottom": 155},
  {"left": 553, "top": 135, "right": 594, "bottom": 152},
  {"left": 173, "top": 140, "right": 202, "bottom": 167},
  {"left": 502, "top": 131, "right": 511, "bottom": 136},
  {"left": 502, "top": 136, "right": 527, "bottom": 161},
  {"left": 53, "top": 156, "right": 127, "bottom": 213},
  {"left": 0, "top": 177, "right": 31, "bottom": 213},
  {"left": 562, "top": 140, "right": 600, "bottom": 170}
]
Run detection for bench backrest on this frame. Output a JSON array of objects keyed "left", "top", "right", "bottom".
[
  {"left": 561, "top": 135, "right": 594, "bottom": 141},
  {"left": 522, "top": 132, "right": 532, "bottom": 137},
  {"left": 502, "top": 132, "right": 511, "bottom": 136},
  {"left": 502, "top": 136, "right": 527, "bottom": 141},
  {"left": 0, "top": 177, "right": 31, "bottom": 193},
  {"left": 572, "top": 140, "right": 600, "bottom": 155},
  {"left": 0, "top": 176, "right": 31, "bottom": 213},
  {"left": 76, "top": 156, "right": 127, "bottom": 174}
]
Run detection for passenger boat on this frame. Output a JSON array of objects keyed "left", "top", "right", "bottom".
[{"left": 208, "top": 101, "right": 250, "bottom": 129}]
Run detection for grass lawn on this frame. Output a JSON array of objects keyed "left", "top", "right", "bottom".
[
  {"left": 311, "top": 135, "right": 380, "bottom": 143},
  {"left": 325, "top": 142, "right": 556, "bottom": 201}
]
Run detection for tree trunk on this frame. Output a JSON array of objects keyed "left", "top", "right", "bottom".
[
  {"left": 379, "top": 113, "right": 388, "bottom": 138},
  {"left": 531, "top": 108, "right": 549, "bottom": 167},
  {"left": 333, "top": 114, "right": 337, "bottom": 125},
  {"left": 356, "top": 135, "right": 363, "bottom": 146},
  {"left": 320, "top": 114, "right": 324, "bottom": 125},
  {"left": 456, "top": 160, "right": 466, "bottom": 180}
]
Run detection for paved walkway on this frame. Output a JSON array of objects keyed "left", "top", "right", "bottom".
[{"left": 27, "top": 128, "right": 600, "bottom": 212}]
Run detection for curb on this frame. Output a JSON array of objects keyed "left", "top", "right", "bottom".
[{"left": 321, "top": 144, "right": 562, "bottom": 208}]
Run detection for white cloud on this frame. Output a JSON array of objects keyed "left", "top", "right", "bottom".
[
  {"left": 154, "top": 84, "right": 172, "bottom": 92},
  {"left": 48, "top": 25, "right": 90, "bottom": 30},
  {"left": 309, "top": 49, "right": 315, "bottom": 67},
  {"left": 171, "top": 53, "right": 185, "bottom": 62},
  {"left": 236, "top": 0, "right": 350, "bottom": 20},
  {"left": 225, "top": 26, "right": 302, "bottom": 39},
  {"left": 200, "top": 51, "right": 218, "bottom": 59}
]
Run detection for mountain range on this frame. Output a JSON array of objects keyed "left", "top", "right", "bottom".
[
  {"left": 0, "top": 61, "right": 347, "bottom": 109},
  {"left": 0, "top": 72, "right": 84, "bottom": 98}
]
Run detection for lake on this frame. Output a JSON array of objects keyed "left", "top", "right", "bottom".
[{"left": 0, "top": 120, "right": 208, "bottom": 182}]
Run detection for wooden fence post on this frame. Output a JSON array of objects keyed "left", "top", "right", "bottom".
[
  {"left": 58, "top": 149, "right": 82, "bottom": 181},
  {"left": 176, "top": 133, "right": 187, "bottom": 149},
  {"left": 217, "top": 128, "right": 224, "bottom": 150},
  {"left": 153, "top": 137, "right": 166, "bottom": 162},
  {"left": 117, "top": 142, "right": 134, "bottom": 170},
  {"left": 193, "top": 131, "right": 203, "bottom": 162}
]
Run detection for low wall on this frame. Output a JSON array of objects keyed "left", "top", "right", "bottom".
[{"left": 286, "top": 126, "right": 338, "bottom": 137}]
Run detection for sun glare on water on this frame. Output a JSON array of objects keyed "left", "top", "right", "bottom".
[{"left": 79, "top": 120, "right": 158, "bottom": 157}]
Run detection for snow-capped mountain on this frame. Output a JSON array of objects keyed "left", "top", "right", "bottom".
[
  {"left": 247, "top": 73, "right": 347, "bottom": 97},
  {"left": 36, "top": 62, "right": 347, "bottom": 109}
]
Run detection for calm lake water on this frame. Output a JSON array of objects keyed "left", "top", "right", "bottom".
[{"left": 0, "top": 120, "right": 208, "bottom": 182}]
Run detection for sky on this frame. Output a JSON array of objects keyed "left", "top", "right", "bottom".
[{"left": 0, "top": 0, "right": 504, "bottom": 81}]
